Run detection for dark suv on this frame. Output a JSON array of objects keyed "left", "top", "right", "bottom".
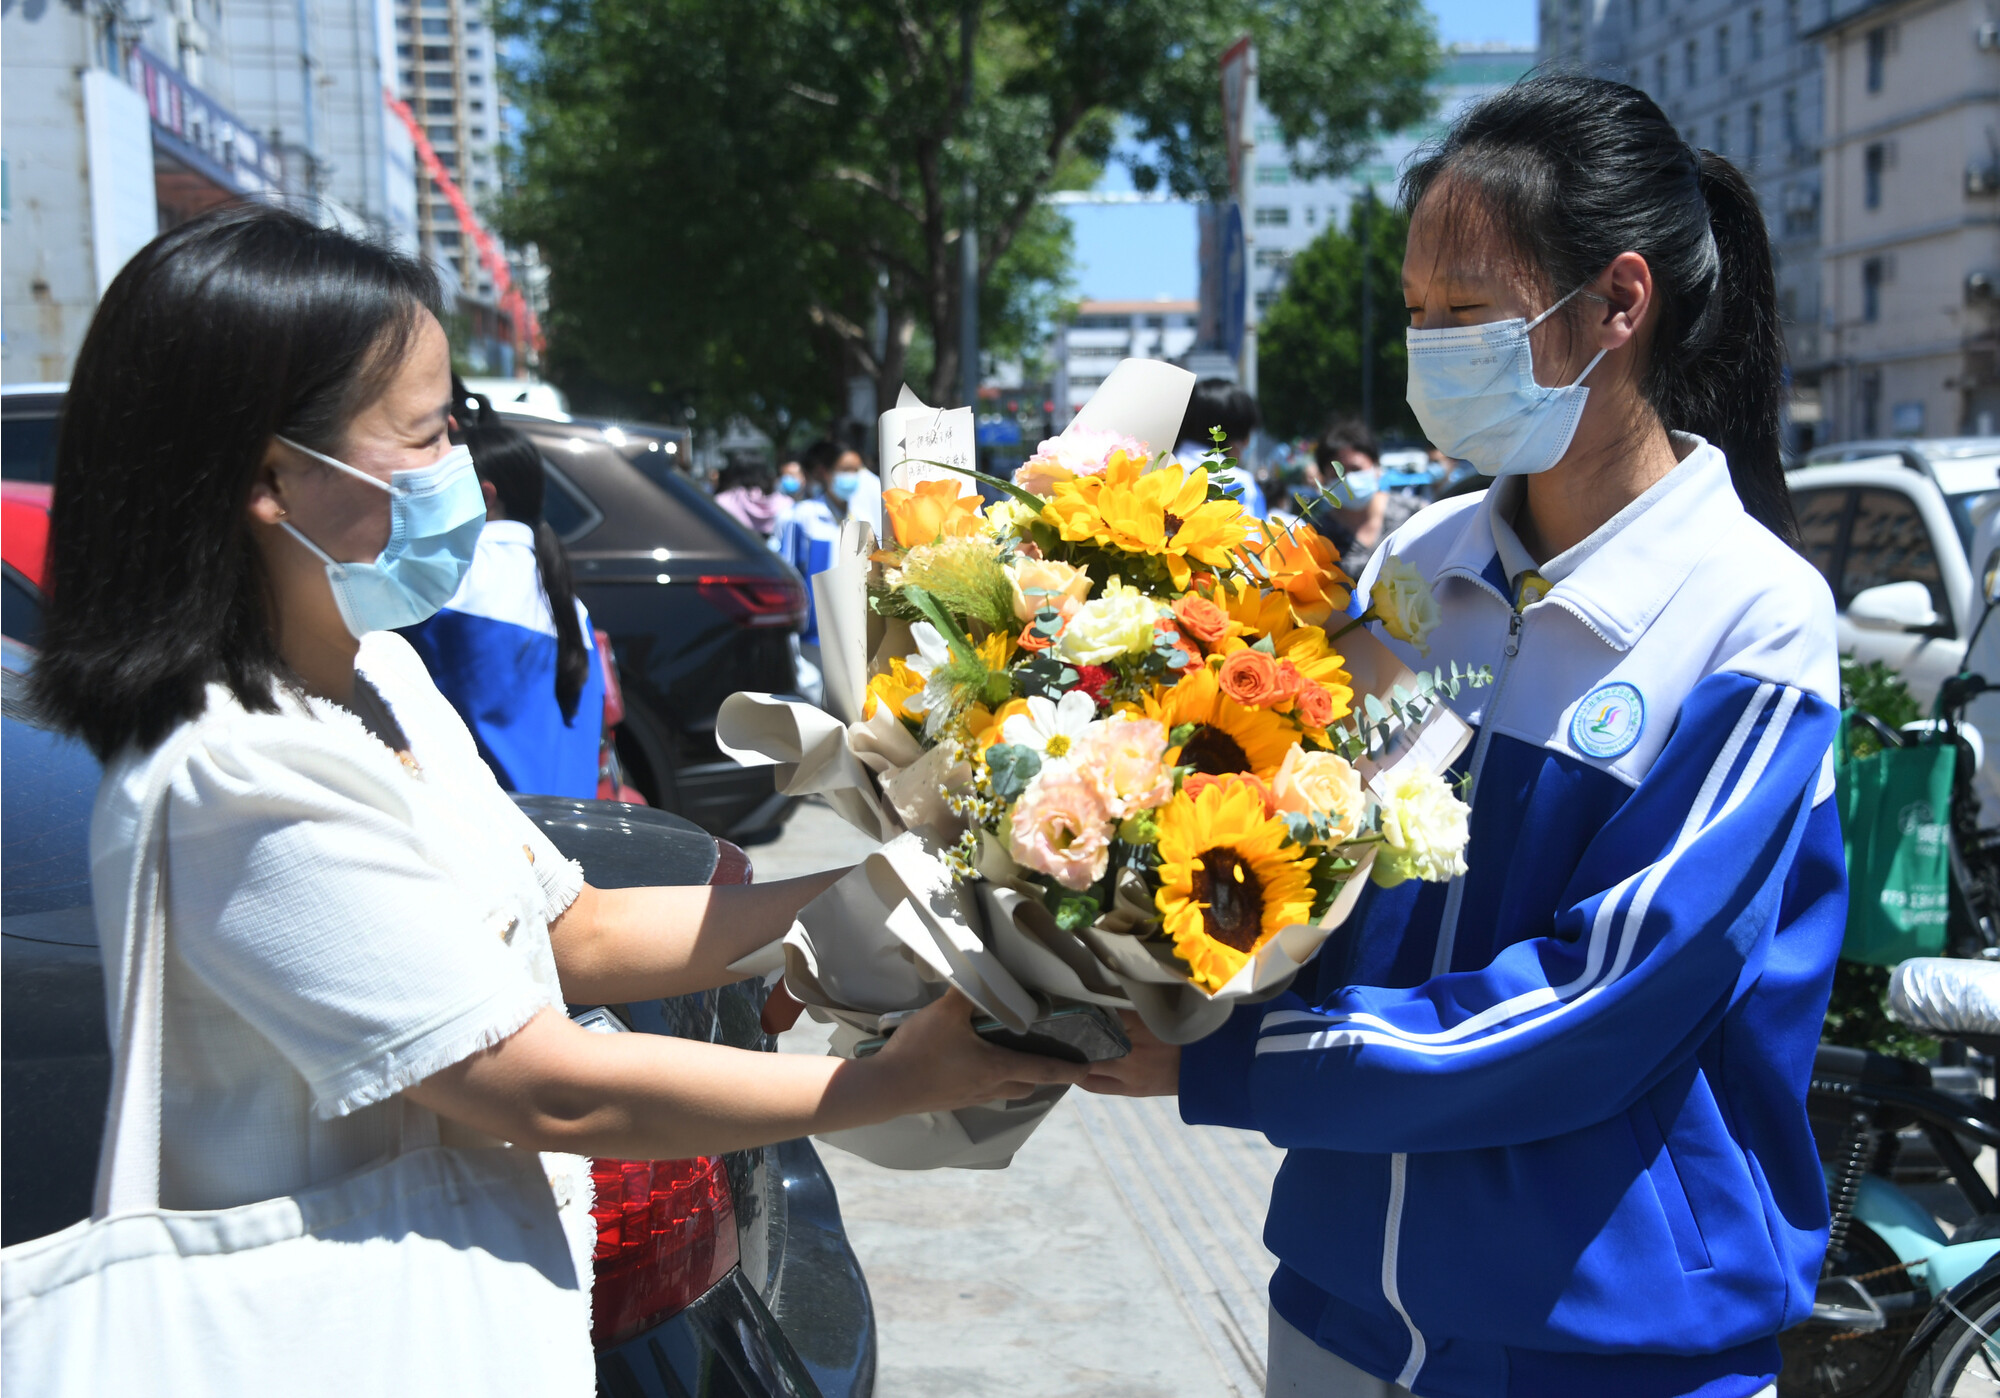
[
  {"left": 0, "top": 387, "right": 805, "bottom": 842},
  {"left": 0, "top": 642, "right": 874, "bottom": 1397}
]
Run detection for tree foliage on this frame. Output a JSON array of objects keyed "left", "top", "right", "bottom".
[
  {"left": 1258, "top": 197, "right": 1416, "bottom": 442},
  {"left": 497, "top": 0, "right": 1438, "bottom": 434}
]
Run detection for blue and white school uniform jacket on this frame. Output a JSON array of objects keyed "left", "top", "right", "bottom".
[
  {"left": 1180, "top": 437, "right": 1847, "bottom": 1397},
  {"left": 772, "top": 497, "right": 843, "bottom": 645},
  {"left": 400, "top": 519, "right": 606, "bottom": 800}
]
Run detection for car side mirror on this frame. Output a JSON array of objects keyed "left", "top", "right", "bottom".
[{"left": 1849, "top": 580, "right": 1942, "bottom": 634}]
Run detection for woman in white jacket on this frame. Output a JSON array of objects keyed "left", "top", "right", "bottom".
[{"left": 30, "top": 204, "right": 1080, "bottom": 1382}]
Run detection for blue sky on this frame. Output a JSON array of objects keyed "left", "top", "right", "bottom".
[{"left": 1064, "top": 0, "right": 1537, "bottom": 303}]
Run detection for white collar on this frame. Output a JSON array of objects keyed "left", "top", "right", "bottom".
[{"left": 481, "top": 518, "right": 535, "bottom": 547}]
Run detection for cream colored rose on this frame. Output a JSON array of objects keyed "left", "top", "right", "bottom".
[
  {"left": 1371, "top": 557, "right": 1442, "bottom": 655},
  {"left": 1371, "top": 766, "right": 1471, "bottom": 887},
  {"left": 1056, "top": 581, "right": 1165, "bottom": 664},
  {"left": 985, "top": 498, "right": 1042, "bottom": 541},
  {"left": 1005, "top": 556, "right": 1092, "bottom": 623},
  {"left": 1271, "top": 745, "right": 1365, "bottom": 842}
]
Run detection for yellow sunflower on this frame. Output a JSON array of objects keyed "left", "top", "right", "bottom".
[
  {"left": 1042, "top": 456, "right": 1250, "bottom": 589},
  {"left": 1144, "top": 665, "right": 1296, "bottom": 778},
  {"left": 1273, "top": 627, "right": 1355, "bottom": 728},
  {"left": 1156, "top": 780, "right": 1316, "bottom": 992},
  {"left": 865, "top": 656, "right": 925, "bottom": 722}
]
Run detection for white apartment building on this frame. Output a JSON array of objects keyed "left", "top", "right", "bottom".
[
  {"left": 1241, "top": 47, "right": 1536, "bottom": 318},
  {"left": 1810, "top": 0, "right": 2000, "bottom": 439},
  {"left": 1050, "top": 298, "right": 1199, "bottom": 421}
]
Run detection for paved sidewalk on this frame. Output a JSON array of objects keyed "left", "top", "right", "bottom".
[{"left": 756, "top": 799, "right": 1285, "bottom": 1398}]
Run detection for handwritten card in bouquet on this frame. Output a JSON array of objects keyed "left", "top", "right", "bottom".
[{"left": 878, "top": 386, "right": 978, "bottom": 497}]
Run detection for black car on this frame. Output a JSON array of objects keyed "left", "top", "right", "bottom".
[
  {"left": 0, "top": 387, "right": 806, "bottom": 844},
  {"left": 0, "top": 644, "right": 874, "bottom": 1398}
]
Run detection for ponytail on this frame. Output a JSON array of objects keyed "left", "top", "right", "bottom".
[
  {"left": 460, "top": 423, "right": 594, "bottom": 723},
  {"left": 534, "top": 518, "right": 592, "bottom": 723},
  {"left": 1682, "top": 153, "right": 1796, "bottom": 547},
  {"left": 1404, "top": 74, "right": 1800, "bottom": 548}
]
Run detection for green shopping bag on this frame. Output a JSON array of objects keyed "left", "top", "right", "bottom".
[{"left": 1835, "top": 710, "right": 1956, "bottom": 966}]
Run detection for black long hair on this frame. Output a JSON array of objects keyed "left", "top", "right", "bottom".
[
  {"left": 1402, "top": 73, "right": 1798, "bottom": 547},
  {"left": 33, "top": 204, "right": 439, "bottom": 759},
  {"left": 458, "top": 424, "right": 591, "bottom": 723}
]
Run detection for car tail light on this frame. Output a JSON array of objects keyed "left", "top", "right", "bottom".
[
  {"left": 698, "top": 575, "right": 807, "bottom": 628},
  {"left": 588, "top": 1155, "right": 738, "bottom": 1349},
  {"left": 593, "top": 627, "right": 626, "bottom": 727}
]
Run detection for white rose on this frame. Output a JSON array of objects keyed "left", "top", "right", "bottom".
[
  {"left": 1271, "top": 744, "right": 1366, "bottom": 842},
  {"left": 1371, "top": 557, "right": 1442, "bottom": 656},
  {"left": 1056, "top": 582, "right": 1165, "bottom": 664},
  {"left": 1371, "top": 766, "right": 1470, "bottom": 887}
]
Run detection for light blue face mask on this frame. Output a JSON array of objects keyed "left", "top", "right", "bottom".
[
  {"left": 777, "top": 474, "right": 804, "bottom": 496},
  {"left": 1404, "top": 283, "right": 1610, "bottom": 478},
  {"left": 276, "top": 438, "right": 486, "bottom": 638},
  {"left": 829, "top": 470, "right": 861, "bottom": 502}
]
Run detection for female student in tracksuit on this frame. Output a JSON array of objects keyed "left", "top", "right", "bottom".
[
  {"left": 1087, "top": 75, "right": 1846, "bottom": 1397},
  {"left": 402, "top": 423, "right": 605, "bottom": 797}
]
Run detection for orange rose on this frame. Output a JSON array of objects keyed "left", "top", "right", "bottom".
[
  {"left": 1294, "top": 680, "right": 1335, "bottom": 729},
  {"left": 1172, "top": 595, "right": 1233, "bottom": 649},
  {"left": 882, "top": 478, "right": 984, "bottom": 548},
  {"left": 1182, "top": 771, "right": 1276, "bottom": 816},
  {"left": 1216, "top": 648, "right": 1288, "bottom": 708},
  {"left": 1253, "top": 522, "right": 1353, "bottom": 627},
  {"left": 1272, "top": 660, "right": 1304, "bottom": 703}
]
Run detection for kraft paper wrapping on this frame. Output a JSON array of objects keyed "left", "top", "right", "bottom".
[{"left": 813, "top": 517, "right": 879, "bottom": 726}]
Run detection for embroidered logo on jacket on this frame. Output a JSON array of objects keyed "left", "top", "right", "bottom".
[{"left": 1570, "top": 681, "right": 1646, "bottom": 760}]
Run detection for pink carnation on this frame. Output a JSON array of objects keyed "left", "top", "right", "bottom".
[
  {"left": 1012, "top": 429, "right": 1151, "bottom": 497},
  {"left": 1009, "top": 770, "right": 1114, "bottom": 891},
  {"left": 1071, "top": 716, "right": 1173, "bottom": 819}
]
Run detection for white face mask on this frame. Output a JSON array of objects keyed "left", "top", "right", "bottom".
[{"left": 1403, "top": 283, "right": 1610, "bottom": 477}]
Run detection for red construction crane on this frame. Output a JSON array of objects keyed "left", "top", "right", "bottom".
[{"left": 384, "top": 88, "right": 544, "bottom": 355}]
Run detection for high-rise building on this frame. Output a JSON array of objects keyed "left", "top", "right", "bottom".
[
  {"left": 393, "top": 0, "right": 502, "bottom": 306},
  {"left": 1808, "top": 0, "right": 2000, "bottom": 439}
]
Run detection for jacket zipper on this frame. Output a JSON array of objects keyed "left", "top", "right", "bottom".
[{"left": 1427, "top": 597, "right": 1523, "bottom": 978}]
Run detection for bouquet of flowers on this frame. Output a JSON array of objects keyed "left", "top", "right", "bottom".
[{"left": 719, "top": 361, "right": 1485, "bottom": 1168}]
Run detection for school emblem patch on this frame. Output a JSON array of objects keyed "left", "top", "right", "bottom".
[{"left": 1570, "top": 682, "right": 1645, "bottom": 761}]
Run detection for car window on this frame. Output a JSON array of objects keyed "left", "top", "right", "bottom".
[
  {"left": 1842, "top": 487, "right": 1950, "bottom": 625},
  {"left": 1792, "top": 488, "right": 1851, "bottom": 599},
  {"left": 542, "top": 461, "right": 604, "bottom": 544},
  {"left": 1, "top": 416, "right": 59, "bottom": 484}
]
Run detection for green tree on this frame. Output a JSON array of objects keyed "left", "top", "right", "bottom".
[
  {"left": 1257, "top": 196, "right": 1414, "bottom": 443},
  {"left": 498, "top": 0, "right": 1438, "bottom": 433}
]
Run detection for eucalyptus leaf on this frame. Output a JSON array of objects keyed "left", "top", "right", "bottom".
[{"left": 985, "top": 743, "right": 1042, "bottom": 800}]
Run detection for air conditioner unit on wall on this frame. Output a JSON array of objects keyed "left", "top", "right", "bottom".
[{"left": 1970, "top": 165, "right": 2000, "bottom": 196}]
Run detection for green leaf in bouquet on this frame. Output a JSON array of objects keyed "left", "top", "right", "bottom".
[
  {"left": 1281, "top": 811, "right": 1320, "bottom": 847},
  {"left": 1029, "top": 605, "right": 1065, "bottom": 641},
  {"left": 984, "top": 743, "right": 1042, "bottom": 800},
  {"left": 1167, "top": 722, "right": 1198, "bottom": 748},
  {"left": 901, "top": 585, "right": 974, "bottom": 663},
  {"left": 1016, "top": 652, "right": 1080, "bottom": 700},
  {"left": 1251, "top": 634, "right": 1277, "bottom": 656}
]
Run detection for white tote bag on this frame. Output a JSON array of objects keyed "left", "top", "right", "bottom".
[{"left": 0, "top": 729, "right": 594, "bottom": 1396}]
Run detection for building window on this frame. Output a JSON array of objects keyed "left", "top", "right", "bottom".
[
  {"left": 467, "top": 72, "right": 484, "bottom": 86},
  {"left": 1748, "top": 103, "right": 1762, "bottom": 160},
  {"left": 1858, "top": 369, "right": 1882, "bottom": 436},
  {"left": 1254, "top": 249, "right": 1291, "bottom": 269},
  {"left": 466, "top": 46, "right": 482, "bottom": 59},
  {"left": 1255, "top": 165, "right": 1289, "bottom": 186},
  {"left": 420, "top": 18, "right": 448, "bottom": 34},
  {"left": 1255, "top": 290, "right": 1280, "bottom": 312},
  {"left": 469, "top": 99, "right": 485, "bottom": 112},
  {"left": 424, "top": 70, "right": 452, "bottom": 87},
  {"left": 395, "top": 14, "right": 411, "bottom": 30},
  {"left": 1862, "top": 257, "right": 1885, "bottom": 321},
  {"left": 422, "top": 45, "right": 449, "bottom": 60},
  {"left": 469, "top": 125, "right": 486, "bottom": 140},
  {"left": 426, "top": 124, "right": 454, "bottom": 143},
  {"left": 1685, "top": 39, "right": 1698, "bottom": 87},
  {"left": 1255, "top": 122, "right": 1282, "bottom": 142},
  {"left": 1655, "top": 53, "right": 1668, "bottom": 95},
  {"left": 400, "top": 69, "right": 415, "bottom": 88},
  {"left": 1717, "top": 24, "right": 1731, "bottom": 73},
  {"left": 1864, "top": 143, "right": 1885, "bottom": 208},
  {"left": 425, "top": 97, "right": 453, "bottom": 114},
  {"left": 1749, "top": 9, "right": 1764, "bottom": 60},
  {"left": 465, "top": 18, "right": 483, "bottom": 30},
  {"left": 1865, "top": 26, "right": 1888, "bottom": 92},
  {"left": 1716, "top": 112, "right": 1730, "bottom": 155},
  {"left": 1254, "top": 205, "right": 1290, "bottom": 226},
  {"left": 396, "top": 43, "right": 412, "bottom": 58}
]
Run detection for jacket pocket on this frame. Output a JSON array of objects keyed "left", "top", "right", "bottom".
[{"left": 1629, "top": 1099, "right": 1715, "bottom": 1272}]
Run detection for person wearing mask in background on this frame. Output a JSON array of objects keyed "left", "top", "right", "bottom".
[
  {"left": 1174, "top": 377, "right": 1265, "bottom": 518},
  {"left": 1087, "top": 74, "right": 1843, "bottom": 1398},
  {"left": 401, "top": 423, "right": 606, "bottom": 799},
  {"left": 772, "top": 439, "right": 849, "bottom": 670},
  {"left": 712, "top": 458, "right": 784, "bottom": 540},
  {"left": 1307, "top": 418, "right": 1420, "bottom": 579}
]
